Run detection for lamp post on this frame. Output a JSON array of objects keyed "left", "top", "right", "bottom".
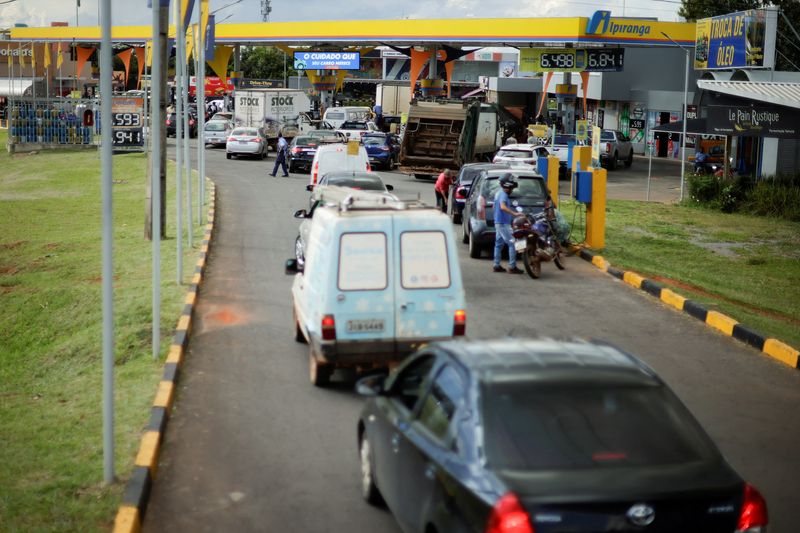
[{"left": 661, "top": 32, "right": 689, "bottom": 202}]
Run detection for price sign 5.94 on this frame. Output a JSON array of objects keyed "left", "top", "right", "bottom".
[{"left": 111, "top": 97, "right": 145, "bottom": 151}]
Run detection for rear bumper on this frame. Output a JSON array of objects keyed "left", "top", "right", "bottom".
[
  {"left": 227, "top": 144, "right": 263, "bottom": 154},
  {"left": 311, "top": 336, "right": 446, "bottom": 366}
]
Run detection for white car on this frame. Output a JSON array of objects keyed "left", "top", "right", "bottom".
[
  {"left": 309, "top": 143, "right": 371, "bottom": 187},
  {"left": 204, "top": 120, "right": 233, "bottom": 147},
  {"left": 336, "top": 121, "right": 380, "bottom": 142},
  {"left": 226, "top": 127, "right": 267, "bottom": 160},
  {"left": 492, "top": 144, "right": 551, "bottom": 171}
]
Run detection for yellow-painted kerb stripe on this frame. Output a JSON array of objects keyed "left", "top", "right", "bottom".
[
  {"left": 660, "top": 289, "right": 686, "bottom": 311},
  {"left": 135, "top": 431, "right": 161, "bottom": 473},
  {"left": 185, "top": 290, "right": 196, "bottom": 306},
  {"left": 706, "top": 311, "right": 738, "bottom": 336},
  {"left": 192, "top": 272, "right": 202, "bottom": 285},
  {"left": 176, "top": 314, "right": 191, "bottom": 333},
  {"left": 113, "top": 506, "right": 140, "bottom": 533},
  {"left": 591, "top": 255, "right": 608, "bottom": 271},
  {"left": 153, "top": 381, "right": 174, "bottom": 410},
  {"left": 166, "top": 345, "right": 183, "bottom": 365},
  {"left": 763, "top": 339, "right": 800, "bottom": 368},
  {"left": 623, "top": 271, "right": 644, "bottom": 288}
]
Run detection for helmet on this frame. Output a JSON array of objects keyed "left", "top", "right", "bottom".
[{"left": 498, "top": 173, "right": 518, "bottom": 190}]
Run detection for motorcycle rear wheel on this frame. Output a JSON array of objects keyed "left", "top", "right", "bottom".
[
  {"left": 554, "top": 252, "right": 566, "bottom": 270},
  {"left": 523, "top": 246, "right": 541, "bottom": 279}
]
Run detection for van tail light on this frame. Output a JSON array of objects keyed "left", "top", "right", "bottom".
[
  {"left": 453, "top": 309, "right": 466, "bottom": 336},
  {"left": 321, "top": 315, "right": 336, "bottom": 341},
  {"left": 477, "top": 195, "right": 486, "bottom": 221},
  {"left": 605, "top": 142, "right": 611, "bottom": 154},
  {"left": 312, "top": 162, "right": 319, "bottom": 184},
  {"left": 485, "top": 493, "right": 534, "bottom": 533},
  {"left": 736, "top": 483, "right": 768, "bottom": 532},
  {"left": 366, "top": 162, "right": 371, "bottom": 171}
]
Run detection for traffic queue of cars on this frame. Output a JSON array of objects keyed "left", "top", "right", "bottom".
[{"left": 278, "top": 135, "right": 769, "bottom": 532}]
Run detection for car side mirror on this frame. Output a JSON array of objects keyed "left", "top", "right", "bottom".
[
  {"left": 285, "top": 258, "right": 300, "bottom": 275},
  {"left": 355, "top": 373, "right": 387, "bottom": 397},
  {"left": 385, "top": 184, "right": 394, "bottom": 191},
  {"left": 293, "top": 209, "right": 308, "bottom": 219},
  {"left": 305, "top": 184, "right": 314, "bottom": 192}
]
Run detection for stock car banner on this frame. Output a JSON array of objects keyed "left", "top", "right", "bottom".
[{"left": 694, "top": 9, "right": 777, "bottom": 70}]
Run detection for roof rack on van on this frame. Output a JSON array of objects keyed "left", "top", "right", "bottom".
[{"left": 316, "top": 186, "right": 435, "bottom": 213}]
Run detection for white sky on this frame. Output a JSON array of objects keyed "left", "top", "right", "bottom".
[{"left": 1, "top": 0, "right": 684, "bottom": 28}]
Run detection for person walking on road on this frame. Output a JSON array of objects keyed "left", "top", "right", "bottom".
[
  {"left": 434, "top": 169, "right": 454, "bottom": 213},
  {"left": 493, "top": 174, "right": 524, "bottom": 274},
  {"left": 270, "top": 133, "right": 290, "bottom": 177}
]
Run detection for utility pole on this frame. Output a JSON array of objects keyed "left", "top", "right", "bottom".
[{"left": 145, "top": 2, "right": 169, "bottom": 240}]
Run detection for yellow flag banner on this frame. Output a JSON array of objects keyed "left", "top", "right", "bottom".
[
  {"left": 44, "top": 42, "right": 52, "bottom": 69},
  {"left": 334, "top": 70, "right": 348, "bottom": 92},
  {"left": 116, "top": 48, "right": 134, "bottom": 87},
  {"left": 145, "top": 40, "right": 153, "bottom": 68},
  {"left": 200, "top": 0, "right": 209, "bottom": 47},
  {"left": 206, "top": 45, "right": 233, "bottom": 83},
  {"left": 134, "top": 46, "right": 146, "bottom": 87},
  {"left": 18, "top": 46, "right": 26, "bottom": 68},
  {"left": 56, "top": 43, "right": 64, "bottom": 69},
  {"left": 76, "top": 47, "right": 95, "bottom": 78}
]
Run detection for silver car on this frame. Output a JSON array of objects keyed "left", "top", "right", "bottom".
[
  {"left": 204, "top": 120, "right": 233, "bottom": 147},
  {"left": 226, "top": 127, "right": 267, "bottom": 160}
]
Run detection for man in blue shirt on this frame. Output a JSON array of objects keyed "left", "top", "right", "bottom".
[
  {"left": 493, "top": 174, "right": 524, "bottom": 274},
  {"left": 270, "top": 132, "right": 290, "bottom": 177}
]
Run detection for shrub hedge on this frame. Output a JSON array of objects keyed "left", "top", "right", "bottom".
[{"left": 687, "top": 171, "right": 800, "bottom": 221}]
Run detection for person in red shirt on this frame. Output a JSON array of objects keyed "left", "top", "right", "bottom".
[{"left": 434, "top": 169, "right": 454, "bottom": 213}]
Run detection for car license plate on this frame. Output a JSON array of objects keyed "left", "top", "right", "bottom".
[
  {"left": 347, "top": 319, "right": 384, "bottom": 333},
  {"left": 239, "top": 141, "right": 248, "bottom": 145},
  {"left": 514, "top": 240, "right": 527, "bottom": 252}
]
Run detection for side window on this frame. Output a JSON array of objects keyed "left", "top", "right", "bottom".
[
  {"left": 417, "top": 364, "right": 466, "bottom": 443},
  {"left": 391, "top": 355, "right": 436, "bottom": 413}
]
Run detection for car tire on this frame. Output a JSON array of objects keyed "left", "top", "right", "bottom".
[
  {"left": 288, "top": 163, "right": 295, "bottom": 173},
  {"left": 293, "top": 307, "right": 306, "bottom": 344},
  {"left": 261, "top": 148, "right": 267, "bottom": 160},
  {"left": 359, "top": 433, "right": 384, "bottom": 505},
  {"left": 609, "top": 152, "right": 618, "bottom": 170},
  {"left": 462, "top": 221, "right": 469, "bottom": 244},
  {"left": 624, "top": 150, "right": 633, "bottom": 167},
  {"left": 226, "top": 153, "right": 231, "bottom": 160},
  {"left": 468, "top": 229, "right": 482, "bottom": 259},
  {"left": 309, "top": 350, "right": 332, "bottom": 387}
]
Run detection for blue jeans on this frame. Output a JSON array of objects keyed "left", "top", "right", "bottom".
[
  {"left": 272, "top": 152, "right": 288, "bottom": 176},
  {"left": 494, "top": 223, "right": 516, "bottom": 268}
]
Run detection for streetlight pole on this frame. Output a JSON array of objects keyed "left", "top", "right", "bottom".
[{"left": 662, "top": 32, "right": 689, "bottom": 202}]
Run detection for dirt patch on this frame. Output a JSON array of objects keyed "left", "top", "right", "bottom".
[
  {"left": 650, "top": 275, "right": 800, "bottom": 327},
  {"left": 44, "top": 243, "right": 60, "bottom": 250},
  {"left": 0, "top": 240, "right": 27, "bottom": 250},
  {"left": 688, "top": 239, "right": 741, "bottom": 258},
  {"left": 0, "top": 265, "right": 21, "bottom": 275}
]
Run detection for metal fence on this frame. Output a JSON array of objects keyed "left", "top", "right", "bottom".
[{"left": 6, "top": 97, "right": 101, "bottom": 148}]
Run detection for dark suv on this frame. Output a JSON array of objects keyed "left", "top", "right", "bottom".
[
  {"left": 447, "top": 163, "right": 508, "bottom": 224},
  {"left": 357, "top": 338, "right": 767, "bottom": 533},
  {"left": 461, "top": 169, "right": 548, "bottom": 258},
  {"left": 165, "top": 111, "right": 197, "bottom": 138}
]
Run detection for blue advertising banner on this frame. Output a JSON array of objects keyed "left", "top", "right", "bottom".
[
  {"left": 694, "top": 9, "right": 777, "bottom": 70},
  {"left": 293, "top": 51, "right": 360, "bottom": 70}
]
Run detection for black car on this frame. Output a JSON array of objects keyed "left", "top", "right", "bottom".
[
  {"left": 461, "top": 170, "right": 548, "bottom": 259},
  {"left": 447, "top": 163, "right": 509, "bottom": 224},
  {"left": 287, "top": 130, "right": 345, "bottom": 173},
  {"left": 356, "top": 338, "right": 768, "bottom": 533},
  {"left": 165, "top": 111, "right": 197, "bottom": 138}
]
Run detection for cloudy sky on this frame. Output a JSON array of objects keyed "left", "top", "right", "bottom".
[{"left": 2, "top": 0, "right": 684, "bottom": 28}]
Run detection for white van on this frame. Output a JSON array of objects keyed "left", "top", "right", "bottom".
[
  {"left": 285, "top": 191, "right": 467, "bottom": 386},
  {"left": 323, "top": 106, "right": 372, "bottom": 129},
  {"left": 309, "top": 143, "right": 371, "bottom": 186}
]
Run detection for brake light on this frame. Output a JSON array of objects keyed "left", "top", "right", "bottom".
[
  {"left": 455, "top": 186, "right": 466, "bottom": 200},
  {"left": 366, "top": 162, "right": 371, "bottom": 171},
  {"left": 292, "top": 146, "right": 301, "bottom": 154},
  {"left": 605, "top": 142, "right": 611, "bottom": 153},
  {"left": 485, "top": 493, "right": 533, "bottom": 533},
  {"left": 477, "top": 195, "right": 486, "bottom": 221},
  {"left": 228, "top": 137, "right": 237, "bottom": 142},
  {"left": 737, "top": 484, "right": 768, "bottom": 532},
  {"left": 453, "top": 309, "right": 466, "bottom": 336},
  {"left": 312, "top": 162, "right": 319, "bottom": 184},
  {"left": 321, "top": 315, "right": 336, "bottom": 341},
  {"left": 165, "top": 118, "right": 171, "bottom": 125}
]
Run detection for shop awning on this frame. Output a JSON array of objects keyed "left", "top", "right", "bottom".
[
  {"left": 650, "top": 118, "right": 722, "bottom": 137},
  {"left": 697, "top": 80, "right": 800, "bottom": 110},
  {"left": 0, "top": 79, "right": 33, "bottom": 97}
]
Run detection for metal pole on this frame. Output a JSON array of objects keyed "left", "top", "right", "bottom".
[
  {"left": 198, "top": 24, "right": 206, "bottom": 224},
  {"left": 151, "top": 0, "right": 162, "bottom": 360},
  {"left": 680, "top": 49, "right": 688, "bottom": 202},
  {"left": 99, "top": 0, "right": 115, "bottom": 485},
  {"left": 181, "top": 17, "right": 192, "bottom": 251},
  {"left": 647, "top": 131, "right": 653, "bottom": 202},
  {"left": 174, "top": 0, "right": 183, "bottom": 284},
  {"left": 143, "top": 46, "right": 149, "bottom": 145}
]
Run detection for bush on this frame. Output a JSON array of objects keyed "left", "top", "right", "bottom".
[
  {"left": 745, "top": 174, "right": 800, "bottom": 221},
  {"left": 687, "top": 173, "right": 753, "bottom": 212}
]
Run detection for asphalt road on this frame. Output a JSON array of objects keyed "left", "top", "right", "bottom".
[{"left": 144, "top": 142, "right": 800, "bottom": 533}]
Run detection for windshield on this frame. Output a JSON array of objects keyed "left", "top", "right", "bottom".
[
  {"left": 485, "top": 177, "right": 547, "bottom": 200},
  {"left": 481, "top": 383, "right": 716, "bottom": 470},
  {"left": 496, "top": 149, "right": 534, "bottom": 159},
  {"left": 294, "top": 137, "right": 317, "bottom": 146},
  {"left": 325, "top": 176, "right": 385, "bottom": 191},
  {"left": 205, "top": 122, "right": 227, "bottom": 131},
  {"left": 341, "top": 121, "right": 368, "bottom": 130}
]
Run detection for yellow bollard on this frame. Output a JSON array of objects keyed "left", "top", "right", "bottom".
[
  {"left": 546, "top": 155, "right": 560, "bottom": 207},
  {"left": 571, "top": 146, "right": 592, "bottom": 198},
  {"left": 586, "top": 166, "right": 607, "bottom": 249}
]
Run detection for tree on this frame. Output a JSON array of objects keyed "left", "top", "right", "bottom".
[
  {"left": 679, "top": 0, "right": 800, "bottom": 71},
  {"left": 240, "top": 46, "right": 297, "bottom": 80}
]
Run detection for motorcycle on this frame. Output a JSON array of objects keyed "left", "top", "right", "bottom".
[{"left": 511, "top": 203, "right": 566, "bottom": 279}]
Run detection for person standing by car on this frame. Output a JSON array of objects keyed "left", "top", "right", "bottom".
[
  {"left": 434, "top": 169, "right": 454, "bottom": 213},
  {"left": 694, "top": 146, "right": 708, "bottom": 174},
  {"left": 270, "top": 133, "right": 290, "bottom": 177},
  {"left": 493, "top": 174, "right": 524, "bottom": 274}
]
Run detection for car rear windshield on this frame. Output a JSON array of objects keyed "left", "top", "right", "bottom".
[
  {"left": 484, "top": 177, "right": 547, "bottom": 200},
  {"left": 205, "top": 122, "right": 226, "bottom": 131},
  {"left": 325, "top": 176, "right": 385, "bottom": 191},
  {"left": 341, "top": 121, "right": 368, "bottom": 130},
  {"left": 363, "top": 136, "right": 385, "bottom": 146},
  {"left": 295, "top": 137, "right": 317, "bottom": 146},
  {"left": 481, "top": 383, "right": 716, "bottom": 471},
  {"left": 601, "top": 131, "right": 615, "bottom": 141},
  {"left": 496, "top": 149, "right": 534, "bottom": 159},
  {"left": 232, "top": 128, "right": 258, "bottom": 137},
  {"left": 326, "top": 112, "right": 345, "bottom": 120}
]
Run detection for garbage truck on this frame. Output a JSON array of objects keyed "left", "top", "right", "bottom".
[{"left": 398, "top": 99, "right": 503, "bottom": 178}]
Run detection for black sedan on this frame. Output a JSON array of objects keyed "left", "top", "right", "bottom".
[
  {"left": 356, "top": 338, "right": 768, "bottom": 533},
  {"left": 287, "top": 130, "right": 345, "bottom": 173},
  {"left": 165, "top": 111, "right": 197, "bottom": 138},
  {"left": 447, "top": 163, "right": 509, "bottom": 224}
]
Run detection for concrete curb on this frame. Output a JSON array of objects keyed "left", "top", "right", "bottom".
[
  {"left": 577, "top": 247, "right": 800, "bottom": 370},
  {"left": 112, "top": 180, "right": 217, "bottom": 533}
]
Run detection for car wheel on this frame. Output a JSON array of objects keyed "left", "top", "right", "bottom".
[
  {"left": 462, "top": 220, "right": 469, "bottom": 244},
  {"left": 289, "top": 163, "right": 296, "bottom": 173},
  {"left": 293, "top": 307, "right": 306, "bottom": 344},
  {"left": 609, "top": 152, "right": 618, "bottom": 170},
  {"left": 468, "top": 229, "right": 482, "bottom": 259},
  {"left": 359, "top": 433, "right": 383, "bottom": 505},
  {"left": 624, "top": 150, "right": 633, "bottom": 167},
  {"left": 309, "top": 350, "right": 331, "bottom": 387},
  {"left": 226, "top": 153, "right": 231, "bottom": 160}
]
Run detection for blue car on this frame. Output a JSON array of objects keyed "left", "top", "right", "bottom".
[{"left": 363, "top": 133, "right": 400, "bottom": 170}]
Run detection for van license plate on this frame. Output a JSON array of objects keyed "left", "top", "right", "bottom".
[
  {"left": 347, "top": 319, "right": 384, "bottom": 333},
  {"left": 514, "top": 240, "right": 527, "bottom": 252}
]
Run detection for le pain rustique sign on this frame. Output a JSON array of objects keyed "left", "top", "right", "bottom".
[{"left": 707, "top": 104, "right": 800, "bottom": 138}]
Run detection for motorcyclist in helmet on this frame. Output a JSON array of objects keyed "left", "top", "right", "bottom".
[{"left": 493, "top": 174, "right": 524, "bottom": 274}]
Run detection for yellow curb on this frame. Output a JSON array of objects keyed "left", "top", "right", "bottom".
[
  {"left": 763, "top": 339, "right": 800, "bottom": 368},
  {"left": 660, "top": 288, "right": 686, "bottom": 311},
  {"left": 706, "top": 311, "right": 738, "bottom": 336},
  {"left": 176, "top": 314, "right": 191, "bottom": 333},
  {"left": 623, "top": 271, "right": 644, "bottom": 289},
  {"left": 185, "top": 290, "right": 196, "bottom": 306},
  {"left": 134, "top": 431, "right": 161, "bottom": 475},
  {"left": 201, "top": 244, "right": 209, "bottom": 253},
  {"left": 192, "top": 272, "right": 202, "bottom": 285},
  {"left": 153, "top": 380, "right": 174, "bottom": 410},
  {"left": 166, "top": 345, "right": 183, "bottom": 365},
  {"left": 113, "top": 506, "right": 140, "bottom": 533},
  {"left": 591, "top": 255, "right": 608, "bottom": 271}
]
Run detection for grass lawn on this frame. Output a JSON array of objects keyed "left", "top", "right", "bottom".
[
  {"left": 0, "top": 129, "right": 209, "bottom": 532},
  {"left": 560, "top": 197, "right": 800, "bottom": 349}
]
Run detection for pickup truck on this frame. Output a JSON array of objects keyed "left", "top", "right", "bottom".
[
  {"left": 597, "top": 129, "right": 634, "bottom": 170},
  {"left": 336, "top": 120, "right": 380, "bottom": 142}
]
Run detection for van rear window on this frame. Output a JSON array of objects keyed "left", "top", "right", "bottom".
[
  {"left": 326, "top": 112, "right": 345, "bottom": 120},
  {"left": 400, "top": 232, "right": 450, "bottom": 289},
  {"left": 338, "top": 233, "right": 388, "bottom": 291}
]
